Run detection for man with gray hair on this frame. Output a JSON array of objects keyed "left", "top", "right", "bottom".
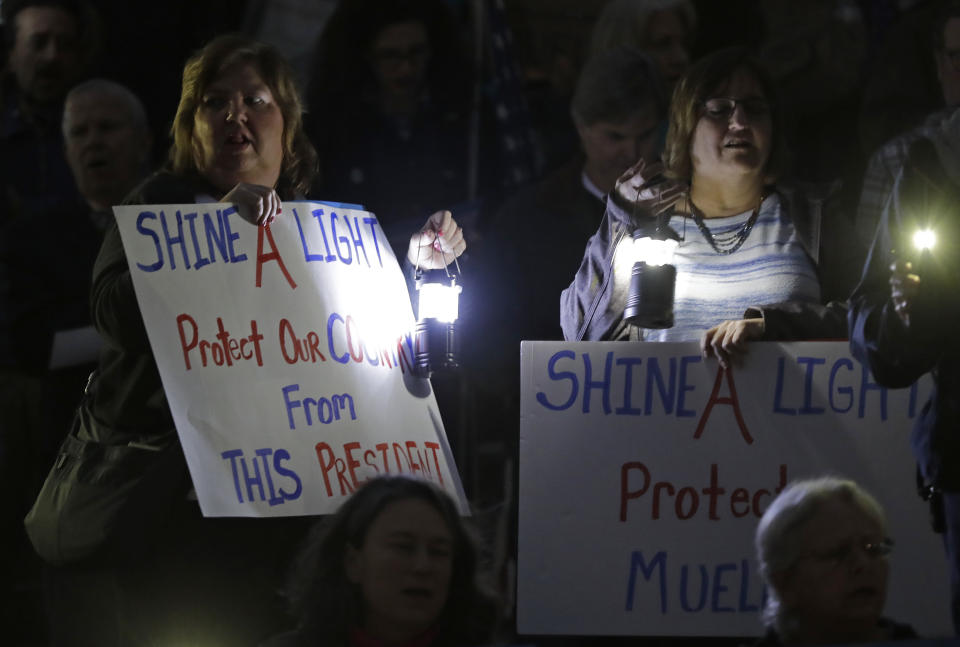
[
  {"left": 0, "top": 77, "right": 150, "bottom": 641},
  {"left": 484, "top": 46, "right": 667, "bottom": 345},
  {"left": 465, "top": 48, "right": 667, "bottom": 476},
  {"left": 62, "top": 78, "right": 152, "bottom": 224}
]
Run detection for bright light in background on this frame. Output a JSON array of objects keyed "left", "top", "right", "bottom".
[
  {"left": 633, "top": 236, "right": 679, "bottom": 266},
  {"left": 417, "top": 282, "right": 461, "bottom": 322},
  {"left": 913, "top": 228, "right": 936, "bottom": 252}
]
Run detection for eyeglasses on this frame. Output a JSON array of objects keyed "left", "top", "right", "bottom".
[
  {"left": 701, "top": 97, "right": 771, "bottom": 120},
  {"left": 800, "top": 537, "right": 894, "bottom": 570}
]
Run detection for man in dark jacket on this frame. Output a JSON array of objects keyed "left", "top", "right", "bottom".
[{"left": 848, "top": 127, "right": 960, "bottom": 635}]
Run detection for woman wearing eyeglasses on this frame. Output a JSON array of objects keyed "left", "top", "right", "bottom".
[
  {"left": 561, "top": 47, "right": 857, "bottom": 353},
  {"left": 753, "top": 477, "right": 916, "bottom": 645}
]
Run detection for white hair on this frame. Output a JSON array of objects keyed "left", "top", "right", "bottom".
[
  {"left": 62, "top": 78, "right": 149, "bottom": 135},
  {"left": 754, "top": 476, "right": 887, "bottom": 636}
]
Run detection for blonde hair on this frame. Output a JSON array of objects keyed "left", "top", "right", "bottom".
[{"left": 169, "top": 34, "right": 317, "bottom": 197}]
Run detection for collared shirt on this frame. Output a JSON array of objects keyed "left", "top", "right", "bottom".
[
  {"left": 580, "top": 169, "right": 607, "bottom": 202},
  {"left": 856, "top": 107, "right": 956, "bottom": 248},
  {"left": 0, "top": 76, "right": 79, "bottom": 225}
]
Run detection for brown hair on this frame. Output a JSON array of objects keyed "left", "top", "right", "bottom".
[
  {"left": 169, "top": 33, "right": 318, "bottom": 197},
  {"left": 283, "top": 476, "right": 499, "bottom": 646},
  {"left": 662, "top": 47, "right": 787, "bottom": 184}
]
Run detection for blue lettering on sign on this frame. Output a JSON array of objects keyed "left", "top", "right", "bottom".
[
  {"left": 182, "top": 212, "right": 208, "bottom": 270},
  {"left": 711, "top": 563, "right": 737, "bottom": 613},
  {"left": 161, "top": 210, "right": 190, "bottom": 270},
  {"left": 680, "top": 564, "right": 708, "bottom": 612},
  {"left": 295, "top": 208, "right": 327, "bottom": 262},
  {"left": 281, "top": 383, "right": 357, "bottom": 430},
  {"left": 774, "top": 355, "right": 900, "bottom": 419},
  {"left": 676, "top": 355, "right": 701, "bottom": 417},
  {"left": 331, "top": 211, "right": 353, "bottom": 265},
  {"left": 536, "top": 352, "right": 701, "bottom": 417},
  {"left": 204, "top": 210, "right": 229, "bottom": 262},
  {"left": 828, "top": 357, "right": 855, "bottom": 413},
  {"left": 535, "top": 350, "right": 578, "bottom": 411},
  {"left": 797, "top": 357, "right": 826, "bottom": 414},
  {"left": 294, "top": 208, "right": 384, "bottom": 268},
  {"left": 327, "top": 313, "right": 349, "bottom": 364},
  {"left": 135, "top": 211, "right": 163, "bottom": 271},
  {"left": 582, "top": 351, "right": 613, "bottom": 414},
  {"left": 132, "top": 207, "right": 246, "bottom": 272},
  {"left": 625, "top": 550, "right": 667, "bottom": 612},
  {"left": 773, "top": 357, "right": 797, "bottom": 415},
  {"left": 858, "top": 362, "right": 888, "bottom": 420},
  {"left": 222, "top": 206, "right": 247, "bottom": 263},
  {"left": 646, "top": 356, "right": 677, "bottom": 415},
  {"left": 615, "top": 357, "right": 644, "bottom": 415},
  {"left": 625, "top": 550, "right": 766, "bottom": 615},
  {"left": 220, "top": 448, "right": 302, "bottom": 506}
]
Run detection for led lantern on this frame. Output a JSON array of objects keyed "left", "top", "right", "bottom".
[
  {"left": 623, "top": 221, "right": 679, "bottom": 329},
  {"left": 414, "top": 269, "right": 462, "bottom": 377}
]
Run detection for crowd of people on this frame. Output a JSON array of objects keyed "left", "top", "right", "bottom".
[{"left": 1, "top": 0, "right": 959, "bottom": 644}]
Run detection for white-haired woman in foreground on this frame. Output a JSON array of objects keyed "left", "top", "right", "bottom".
[{"left": 753, "top": 477, "right": 917, "bottom": 645}]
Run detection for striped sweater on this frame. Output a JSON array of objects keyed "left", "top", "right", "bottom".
[{"left": 561, "top": 192, "right": 821, "bottom": 342}]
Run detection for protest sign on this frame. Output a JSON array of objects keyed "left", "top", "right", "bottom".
[
  {"left": 113, "top": 201, "right": 465, "bottom": 517},
  {"left": 518, "top": 340, "right": 951, "bottom": 637}
]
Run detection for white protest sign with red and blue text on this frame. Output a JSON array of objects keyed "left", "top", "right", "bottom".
[
  {"left": 113, "top": 201, "right": 465, "bottom": 517},
  {"left": 519, "top": 340, "right": 951, "bottom": 637}
]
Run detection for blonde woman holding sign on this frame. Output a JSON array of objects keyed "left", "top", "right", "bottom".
[{"left": 40, "top": 34, "right": 465, "bottom": 645}]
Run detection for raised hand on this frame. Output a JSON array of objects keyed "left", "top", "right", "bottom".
[
  {"left": 610, "top": 159, "right": 686, "bottom": 219},
  {"left": 223, "top": 182, "right": 281, "bottom": 227},
  {"left": 406, "top": 209, "right": 466, "bottom": 270}
]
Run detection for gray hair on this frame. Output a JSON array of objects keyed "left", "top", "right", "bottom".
[
  {"left": 755, "top": 477, "right": 887, "bottom": 636},
  {"left": 589, "top": 0, "right": 697, "bottom": 57},
  {"left": 571, "top": 46, "right": 666, "bottom": 126},
  {"left": 62, "top": 78, "right": 149, "bottom": 136}
]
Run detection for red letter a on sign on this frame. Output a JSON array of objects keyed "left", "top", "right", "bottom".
[
  {"left": 256, "top": 225, "right": 297, "bottom": 289},
  {"left": 694, "top": 366, "right": 753, "bottom": 444}
]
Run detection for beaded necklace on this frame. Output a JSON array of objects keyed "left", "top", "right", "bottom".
[{"left": 688, "top": 192, "right": 766, "bottom": 255}]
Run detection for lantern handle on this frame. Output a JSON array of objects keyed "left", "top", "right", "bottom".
[{"left": 413, "top": 224, "right": 463, "bottom": 283}]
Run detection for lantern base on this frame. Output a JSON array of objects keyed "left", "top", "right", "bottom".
[
  {"left": 624, "top": 262, "right": 676, "bottom": 329},
  {"left": 413, "top": 318, "right": 459, "bottom": 377}
]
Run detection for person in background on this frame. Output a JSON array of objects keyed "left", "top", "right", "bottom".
[
  {"left": 0, "top": 0, "right": 95, "bottom": 224},
  {"left": 849, "top": 118, "right": 960, "bottom": 634},
  {"left": 62, "top": 79, "right": 153, "bottom": 225},
  {"left": 561, "top": 47, "right": 821, "bottom": 346},
  {"left": 467, "top": 48, "right": 666, "bottom": 449},
  {"left": 1, "top": 76, "right": 152, "bottom": 486},
  {"left": 856, "top": 0, "right": 960, "bottom": 248},
  {"left": 484, "top": 47, "right": 666, "bottom": 344},
  {"left": 589, "top": 0, "right": 696, "bottom": 94},
  {"left": 264, "top": 475, "right": 499, "bottom": 647},
  {"left": 41, "top": 34, "right": 465, "bottom": 646},
  {"left": 306, "top": 0, "right": 483, "bottom": 257},
  {"left": 753, "top": 476, "right": 916, "bottom": 645},
  {"left": 7, "top": 81, "right": 152, "bottom": 644},
  {"left": 859, "top": 0, "right": 951, "bottom": 161}
]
